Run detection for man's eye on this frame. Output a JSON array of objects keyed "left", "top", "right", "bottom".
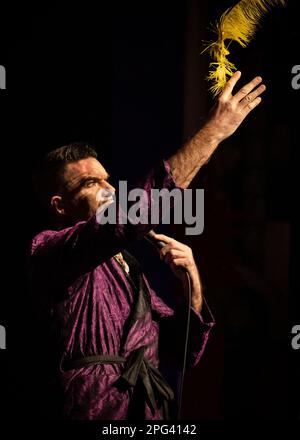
[{"left": 84, "top": 179, "right": 97, "bottom": 187}]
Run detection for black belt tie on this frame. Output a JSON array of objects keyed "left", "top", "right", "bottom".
[{"left": 65, "top": 345, "right": 174, "bottom": 420}]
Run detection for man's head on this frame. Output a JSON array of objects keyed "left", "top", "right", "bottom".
[{"left": 33, "top": 143, "right": 115, "bottom": 226}]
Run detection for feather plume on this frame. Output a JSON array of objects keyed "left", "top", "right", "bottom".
[{"left": 203, "top": 0, "right": 287, "bottom": 97}]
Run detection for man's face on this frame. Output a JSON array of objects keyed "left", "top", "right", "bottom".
[{"left": 55, "top": 157, "right": 115, "bottom": 224}]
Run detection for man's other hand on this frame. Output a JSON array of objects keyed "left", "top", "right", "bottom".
[{"left": 152, "top": 233, "right": 203, "bottom": 312}]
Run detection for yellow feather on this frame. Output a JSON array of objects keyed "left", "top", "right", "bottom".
[{"left": 203, "top": 0, "right": 287, "bottom": 97}]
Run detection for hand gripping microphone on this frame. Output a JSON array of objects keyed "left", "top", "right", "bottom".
[{"left": 144, "top": 229, "right": 166, "bottom": 250}]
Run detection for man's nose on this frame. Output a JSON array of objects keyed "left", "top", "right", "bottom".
[{"left": 103, "top": 181, "right": 115, "bottom": 193}]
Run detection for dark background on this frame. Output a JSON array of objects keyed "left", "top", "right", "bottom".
[{"left": 0, "top": 0, "right": 299, "bottom": 429}]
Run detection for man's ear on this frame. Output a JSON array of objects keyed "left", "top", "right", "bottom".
[{"left": 51, "top": 195, "right": 66, "bottom": 217}]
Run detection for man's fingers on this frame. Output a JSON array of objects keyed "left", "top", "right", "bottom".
[
  {"left": 232, "top": 76, "right": 263, "bottom": 104},
  {"left": 152, "top": 233, "right": 172, "bottom": 244},
  {"left": 220, "top": 71, "right": 242, "bottom": 100},
  {"left": 239, "top": 84, "right": 266, "bottom": 109},
  {"left": 152, "top": 233, "right": 182, "bottom": 248},
  {"left": 170, "top": 258, "right": 190, "bottom": 270},
  {"left": 160, "top": 248, "right": 186, "bottom": 260},
  {"left": 241, "top": 96, "right": 262, "bottom": 118}
]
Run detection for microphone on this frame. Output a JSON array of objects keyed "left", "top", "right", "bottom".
[{"left": 144, "top": 230, "right": 166, "bottom": 250}]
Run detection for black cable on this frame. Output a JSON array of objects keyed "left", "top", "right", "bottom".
[
  {"left": 177, "top": 270, "right": 191, "bottom": 420},
  {"left": 144, "top": 230, "right": 192, "bottom": 420}
]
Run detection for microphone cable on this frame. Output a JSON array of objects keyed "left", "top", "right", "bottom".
[
  {"left": 144, "top": 230, "right": 192, "bottom": 420},
  {"left": 177, "top": 269, "right": 191, "bottom": 420}
]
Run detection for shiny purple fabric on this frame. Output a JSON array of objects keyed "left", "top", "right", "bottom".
[{"left": 30, "top": 160, "right": 214, "bottom": 420}]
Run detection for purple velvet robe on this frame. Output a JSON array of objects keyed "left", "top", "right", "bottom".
[{"left": 30, "top": 160, "right": 214, "bottom": 420}]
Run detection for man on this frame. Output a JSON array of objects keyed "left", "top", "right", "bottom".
[{"left": 30, "top": 72, "right": 265, "bottom": 419}]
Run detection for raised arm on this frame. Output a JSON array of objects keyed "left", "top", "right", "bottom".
[{"left": 167, "top": 72, "right": 266, "bottom": 188}]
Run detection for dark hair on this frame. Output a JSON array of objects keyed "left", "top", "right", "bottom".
[{"left": 32, "top": 142, "right": 98, "bottom": 207}]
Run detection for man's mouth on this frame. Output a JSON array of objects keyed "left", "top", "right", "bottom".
[{"left": 96, "top": 188, "right": 115, "bottom": 213}]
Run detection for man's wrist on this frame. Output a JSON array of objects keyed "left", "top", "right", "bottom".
[
  {"left": 189, "top": 269, "right": 203, "bottom": 312},
  {"left": 198, "top": 122, "right": 223, "bottom": 149},
  {"left": 192, "top": 291, "right": 203, "bottom": 313}
]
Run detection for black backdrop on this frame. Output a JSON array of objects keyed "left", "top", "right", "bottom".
[{"left": 0, "top": 0, "right": 299, "bottom": 432}]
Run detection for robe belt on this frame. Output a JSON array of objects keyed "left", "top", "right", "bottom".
[{"left": 64, "top": 346, "right": 174, "bottom": 419}]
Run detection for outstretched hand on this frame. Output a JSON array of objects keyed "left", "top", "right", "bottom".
[
  {"left": 167, "top": 71, "right": 266, "bottom": 189},
  {"left": 203, "top": 71, "right": 266, "bottom": 144}
]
